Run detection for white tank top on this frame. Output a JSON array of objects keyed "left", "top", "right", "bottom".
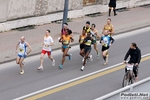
[
  {"left": 18, "top": 41, "right": 27, "bottom": 55},
  {"left": 43, "top": 36, "right": 54, "bottom": 51}
]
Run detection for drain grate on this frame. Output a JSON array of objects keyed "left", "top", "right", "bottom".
[
  {"left": 85, "top": 12, "right": 102, "bottom": 17},
  {"left": 140, "top": 4, "right": 150, "bottom": 8},
  {"left": 116, "top": 7, "right": 129, "bottom": 12},
  {"left": 12, "top": 25, "right": 35, "bottom": 31},
  {"left": 51, "top": 18, "right": 72, "bottom": 24}
]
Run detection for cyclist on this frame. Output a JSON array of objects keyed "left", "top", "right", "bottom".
[
  {"left": 59, "top": 29, "right": 74, "bottom": 69},
  {"left": 123, "top": 43, "right": 141, "bottom": 82},
  {"left": 90, "top": 23, "right": 100, "bottom": 58},
  {"left": 81, "top": 32, "right": 93, "bottom": 71},
  {"left": 100, "top": 30, "right": 114, "bottom": 65}
]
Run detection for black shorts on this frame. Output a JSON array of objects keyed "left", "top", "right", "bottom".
[
  {"left": 80, "top": 44, "right": 85, "bottom": 50},
  {"left": 125, "top": 66, "right": 138, "bottom": 77},
  {"left": 101, "top": 46, "right": 109, "bottom": 52},
  {"left": 84, "top": 46, "right": 91, "bottom": 54}
]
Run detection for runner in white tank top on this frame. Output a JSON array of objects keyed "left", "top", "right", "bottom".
[
  {"left": 16, "top": 36, "right": 32, "bottom": 75},
  {"left": 38, "top": 30, "right": 55, "bottom": 70}
]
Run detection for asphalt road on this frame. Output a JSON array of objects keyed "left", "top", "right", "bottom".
[{"left": 0, "top": 27, "right": 150, "bottom": 100}]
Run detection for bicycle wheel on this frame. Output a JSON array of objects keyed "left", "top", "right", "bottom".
[
  {"left": 130, "top": 72, "right": 135, "bottom": 84},
  {"left": 122, "top": 72, "right": 130, "bottom": 87}
]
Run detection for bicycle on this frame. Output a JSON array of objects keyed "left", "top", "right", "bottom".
[{"left": 122, "top": 63, "right": 135, "bottom": 87}]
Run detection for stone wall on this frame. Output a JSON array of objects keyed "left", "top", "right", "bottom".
[{"left": 0, "top": 0, "right": 150, "bottom": 32}]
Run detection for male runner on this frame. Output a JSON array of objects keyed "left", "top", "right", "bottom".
[
  {"left": 38, "top": 30, "right": 55, "bottom": 70},
  {"left": 16, "top": 36, "right": 32, "bottom": 74}
]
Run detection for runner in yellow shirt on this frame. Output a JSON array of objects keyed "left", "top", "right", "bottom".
[{"left": 59, "top": 29, "right": 74, "bottom": 69}]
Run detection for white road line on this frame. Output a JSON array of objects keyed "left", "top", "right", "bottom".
[{"left": 13, "top": 53, "right": 150, "bottom": 100}]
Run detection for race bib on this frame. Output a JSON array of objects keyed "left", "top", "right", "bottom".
[
  {"left": 63, "top": 40, "right": 69, "bottom": 44},
  {"left": 103, "top": 37, "right": 108, "bottom": 47},
  {"left": 19, "top": 48, "right": 24, "bottom": 52}
]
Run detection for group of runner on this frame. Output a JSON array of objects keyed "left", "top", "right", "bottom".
[{"left": 16, "top": 18, "right": 115, "bottom": 74}]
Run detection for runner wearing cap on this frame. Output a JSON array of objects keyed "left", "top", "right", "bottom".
[{"left": 83, "top": 21, "right": 91, "bottom": 35}]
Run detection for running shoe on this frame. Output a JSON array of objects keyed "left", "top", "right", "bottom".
[
  {"left": 81, "top": 66, "right": 84, "bottom": 71},
  {"left": 69, "top": 54, "right": 72, "bottom": 60},
  {"left": 20, "top": 70, "right": 24, "bottom": 75},
  {"left": 90, "top": 55, "right": 93, "bottom": 61},
  {"left": 59, "top": 64, "right": 63, "bottom": 69},
  {"left": 52, "top": 60, "right": 55, "bottom": 67},
  {"left": 37, "top": 66, "right": 43, "bottom": 70},
  {"left": 97, "top": 53, "right": 100, "bottom": 58}
]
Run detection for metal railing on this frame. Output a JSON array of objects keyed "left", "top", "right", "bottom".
[{"left": 95, "top": 77, "right": 150, "bottom": 100}]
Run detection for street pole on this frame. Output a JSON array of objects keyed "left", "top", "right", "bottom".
[{"left": 62, "top": 0, "right": 69, "bottom": 28}]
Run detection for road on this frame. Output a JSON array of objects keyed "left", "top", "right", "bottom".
[{"left": 0, "top": 27, "right": 150, "bottom": 100}]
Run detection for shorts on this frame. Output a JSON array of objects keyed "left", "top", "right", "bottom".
[
  {"left": 93, "top": 40, "right": 96, "bottom": 44},
  {"left": 125, "top": 65, "right": 138, "bottom": 77},
  {"left": 84, "top": 46, "right": 91, "bottom": 54},
  {"left": 42, "top": 50, "right": 51, "bottom": 56},
  {"left": 101, "top": 46, "right": 109, "bottom": 52},
  {"left": 18, "top": 54, "right": 26, "bottom": 58},
  {"left": 62, "top": 45, "right": 69, "bottom": 49},
  {"left": 80, "top": 44, "right": 85, "bottom": 50}
]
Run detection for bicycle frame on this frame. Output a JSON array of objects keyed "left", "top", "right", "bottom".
[{"left": 122, "top": 63, "right": 135, "bottom": 87}]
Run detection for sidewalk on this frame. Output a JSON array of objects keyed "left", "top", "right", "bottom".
[{"left": 0, "top": 6, "right": 150, "bottom": 64}]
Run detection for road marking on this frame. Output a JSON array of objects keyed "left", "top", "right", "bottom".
[{"left": 13, "top": 53, "right": 150, "bottom": 100}]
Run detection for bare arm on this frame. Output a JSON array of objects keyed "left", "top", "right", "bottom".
[
  {"left": 26, "top": 42, "right": 32, "bottom": 55},
  {"left": 59, "top": 36, "right": 63, "bottom": 42},
  {"left": 110, "top": 25, "right": 114, "bottom": 35},
  {"left": 15, "top": 41, "right": 20, "bottom": 53},
  {"left": 70, "top": 37, "right": 74, "bottom": 42},
  {"left": 79, "top": 35, "right": 81, "bottom": 43}
]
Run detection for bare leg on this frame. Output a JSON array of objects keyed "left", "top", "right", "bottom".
[
  {"left": 61, "top": 48, "right": 69, "bottom": 65},
  {"left": 40, "top": 53, "right": 45, "bottom": 67},
  {"left": 16, "top": 57, "right": 20, "bottom": 64}
]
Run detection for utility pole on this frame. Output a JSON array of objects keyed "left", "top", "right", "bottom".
[{"left": 62, "top": 0, "right": 69, "bottom": 28}]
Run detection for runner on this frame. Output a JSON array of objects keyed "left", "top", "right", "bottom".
[
  {"left": 59, "top": 29, "right": 74, "bottom": 69},
  {"left": 81, "top": 32, "right": 93, "bottom": 71},
  {"left": 100, "top": 30, "right": 114, "bottom": 65},
  {"left": 60, "top": 22, "right": 73, "bottom": 37},
  {"left": 79, "top": 28, "right": 87, "bottom": 62},
  {"left": 38, "top": 30, "right": 55, "bottom": 70},
  {"left": 90, "top": 23, "right": 100, "bottom": 58},
  {"left": 16, "top": 36, "right": 32, "bottom": 75},
  {"left": 83, "top": 21, "right": 91, "bottom": 35},
  {"left": 103, "top": 18, "right": 114, "bottom": 36},
  {"left": 59, "top": 22, "right": 73, "bottom": 48}
]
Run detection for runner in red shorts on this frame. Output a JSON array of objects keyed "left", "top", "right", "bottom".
[{"left": 38, "top": 30, "right": 55, "bottom": 70}]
